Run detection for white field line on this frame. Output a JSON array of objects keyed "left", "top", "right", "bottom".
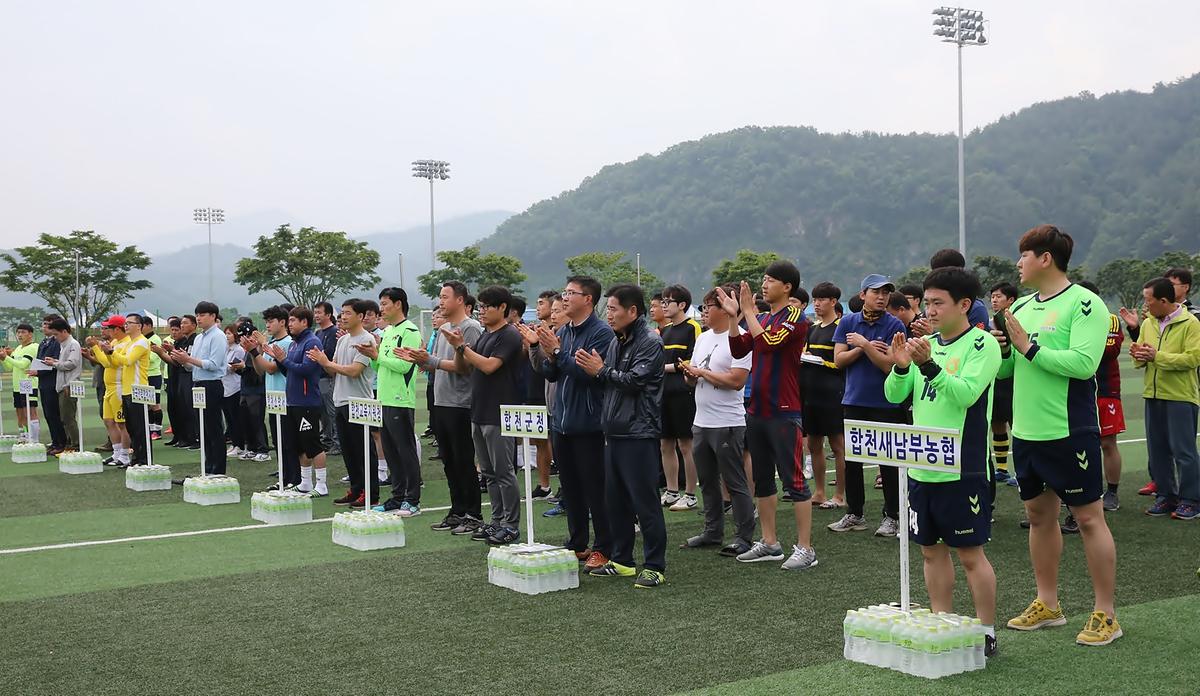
[{"left": 0, "top": 435, "right": 1158, "bottom": 556}]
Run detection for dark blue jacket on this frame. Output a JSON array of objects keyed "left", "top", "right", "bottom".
[
  {"left": 535, "top": 313, "right": 615, "bottom": 435},
  {"left": 281, "top": 328, "right": 323, "bottom": 408}
]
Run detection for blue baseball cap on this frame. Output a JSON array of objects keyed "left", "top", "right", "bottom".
[{"left": 860, "top": 274, "right": 895, "bottom": 292}]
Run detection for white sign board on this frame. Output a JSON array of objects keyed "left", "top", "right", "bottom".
[
  {"left": 192, "top": 387, "right": 207, "bottom": 409},
  {"left": 69, "top": 380, "right": 85, "bottom": 398},
  {"left": 499, "top": 405, "right": 549, "bottom": 440},
  {"left": 265, "top": 390, "right": 287, "bottom": 416},
  {"left": 18, "top": 379, "right": 33, "bottom": 396},
  {"left": 844, "top": 420, "right": 961, "bottom": 475},
  {"left": 132, "top": 384, "right": 156, "bottom": 406},
  {"left": 348, "top": 397, "right": 383, "bottom": 427}
]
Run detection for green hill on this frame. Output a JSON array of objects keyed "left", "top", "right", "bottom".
[{"left": 481, "top": 74, "right": 1200, "bottom": 295}]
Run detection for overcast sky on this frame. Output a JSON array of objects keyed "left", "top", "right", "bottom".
[{"left": 2, "top": 0, "right": 1196, "bottom": 248}]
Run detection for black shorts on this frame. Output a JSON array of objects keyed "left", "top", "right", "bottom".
[
  {"left": 908, "top": 476, "right": 991, "bottom": 548},
  {"left": 286, "top": 406, "right": 325, "bottom": 459},
  {"left": 149, "top": 375, "right": 163, "bottom": 404},
  {"left": 661, "top": 390, "right": 697, "bottom": 440},
  {"left": 991, "top": 378, "right": 1013, "bottom": 424},
  {"left": 1013, "top": 432, "right": 1103, "bottom": 507},
  {"left": 13, "top": 392, "right": 38, "bottom": 408},
  {"left": 802, "top": 397, "right": 844, "bottom": 437},
  {"left": 745, "top": 414, "right": 810, "bottom": 501}
]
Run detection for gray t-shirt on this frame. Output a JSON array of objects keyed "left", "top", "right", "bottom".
[
  {"left": 332, "top": 331, "right": 377, "bottom": 407},
  {"left": 431, "top": 316, "right": 483, "bottom": 409}
]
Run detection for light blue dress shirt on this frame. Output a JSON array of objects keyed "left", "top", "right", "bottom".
[{"left": 189, "top": 324, "right": 228, "bottom": 382}]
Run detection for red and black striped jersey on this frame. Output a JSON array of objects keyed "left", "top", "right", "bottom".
[
  {"left": 1097, "top": 313, "right": 1123, "bottom": 398},
  {"left": 729, "top": 305, "right": 808, "bottom": 419}
]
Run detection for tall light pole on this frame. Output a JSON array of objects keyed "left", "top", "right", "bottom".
[
  {"left": 411, "top": 160, "right": 450, "bottom": 271},
  {"left": 193, "top": 207, "right": 225, "bottom": 299},
  {"left": 73, "top": 249, "right": 81, "bottom": 330},
  {"left": 932, "top": 7, "right": 987, "bottom": 257}
]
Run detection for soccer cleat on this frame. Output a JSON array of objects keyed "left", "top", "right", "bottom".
[
  {"left": 668, "top": 493, "right": 697, "bottom": 512},
  {"left": 1137, "top": 481, "right": 1157, "bottom": 496},
  {"left": 874, "top": 517, "right": 899, "bottom": 538},
  {"left": 1007, "top": 598, "right": 1067, "bottom": 631},
  {"left": 827, "top": 514, "right": 867, "bottom": 532},
  {"left": 736, "top": 540, "right": 785, "bottom": 563},
  {"left": 1076, "top": 611, "right": 1123, "bottom": 646},
  {"left": 1171, "top": 503, "right": 1199, "bottom": 520},
  {"left": 633, "top": 569, "right": 666, "bottom": 588},
  {"left": 1146, "top": 499, "right": 1177, "bottom": 517},
  {"left": 430, "top": 515, "right": 461, "bottom": 532},
  {"left": 780, "top": 545, "right": 818, "bottom": 571},
  {"left": 588, "top": 560, "right": 636, "bottom": 577},
  {"left": 583, "top": 551, "right": 610, "bottom": 571},
  {"left": 660, "top": 490, "right": 681, "bottom": 507},
  {"left": 1102, "top": 490, "right": 1120, "bottom": 512},
  {"left": 333, "top": 491, "right": 357, "bottom": 506}
]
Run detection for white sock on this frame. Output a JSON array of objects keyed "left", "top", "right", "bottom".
[
  {"left": 315, "top": 467, "right": 328, "bottom": 494},
  {"left": 30, "top": 419, "right": 41, "bottom": 441},
  {"left": 414, "top": 437, "right": 422, "bottom": 460},
  {"left": 377, "top": 459, "right": 389, "bottom": 477},
  {"left": 297, "top": 465, "right": 313, "bottom": 492},
  {"left": 983, "top": 624, "right": 995, "bottom": 638}
]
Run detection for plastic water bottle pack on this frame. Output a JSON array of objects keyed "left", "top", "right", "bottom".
[
  {"left": 124, "top": 464, "right": 173, "bottom": 490},
  {"left": 0, "top": 434, "right": 19, "bottom": 454},
  {"left": 487, "top": 544, "right": 580, "bottom": 595},
  {"left": 60, "top": 451, "right": 105, "bottom": 475},
  {"left": 331, "top": 510, "right": 406, "bottom": 551},
  {"left": 250, "top": 490, "right": 314, "bottom": 525},
  {"left": 182, "top": 475, "right": 241, "bottom": 505},
  {"left": 11, "top": 442, "right": 47, "bottom": 463},
  {"left": 843, "top": 605, "right": 987, "bottom": 679}
]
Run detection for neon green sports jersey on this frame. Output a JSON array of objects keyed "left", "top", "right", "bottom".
[
  {"left": 374, "top": 319, "right": 423, "bottom": 409},
  {"left": 997, "top": 283, "right": 1108, "bottom": 441},
  {"left": 146, "top": 333, "right": 164, "bottom": 377},
  {"left": 885, "top": 326, "right": 1001, "bottom": 483}
]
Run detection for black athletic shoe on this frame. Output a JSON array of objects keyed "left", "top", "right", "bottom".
[
  {"left": 530, "top": 485, "right": 553, "bottom": 501},
  {"left": 186, "top": 442, "right": 201, "bottom": 450},
  {"left": 486, "top": 526, "right": 519, "bottom": 545},
  {"left": 984, "top": 634, "right": 997, "bottom": 658},
  {"left": 471, "top": 524, "right": 498, "bottom": 542},
  {"left": 430, "top": 515, "right": 461, "bottom": 532},
  {"left": 1060, "top": 515, "right": 1079, "bottom": 534}
]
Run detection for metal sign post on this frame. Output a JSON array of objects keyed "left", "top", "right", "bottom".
[
  {"left": 266, "top": 391, "right": 288, "bottom": 486},
  {"left": 18, "top": 379, "right": 33, "bottom": 441},
  {"left": 348, "top": 398, "right": 384, "bottom": 505},
  {"left": 192, "top": 387, "right": 207, "bottom": 477},
  {"left": 499, "top": 404, "right": 550, "bottom": 544},
  {"left": 132, "top": 384, "right": 157, "bottom": 467},
  {"left": 844, "top": 419, "right": 962, "bottom": 612},
  {"left": 69, "top": 381, "right": 85, "bottom": 450}
]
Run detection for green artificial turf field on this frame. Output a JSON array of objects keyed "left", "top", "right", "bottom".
[{"left": 1, "top": 367, "right": 1197, "bottom": 696}]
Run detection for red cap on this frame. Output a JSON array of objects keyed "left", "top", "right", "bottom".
[{"left": 101, "top": 315, "right": 126, "bottom": 329}]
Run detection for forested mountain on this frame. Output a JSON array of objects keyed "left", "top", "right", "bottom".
[{"left": 480, "top": 74, "right": 1200, "bottom": 295}]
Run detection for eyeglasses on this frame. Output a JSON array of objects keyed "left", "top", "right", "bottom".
[
  {"left": 479, "top": 303, "right": 498, "bottom": 311},
  {"left": 561, "top": 290, "right": 585, "bottom": 299}
]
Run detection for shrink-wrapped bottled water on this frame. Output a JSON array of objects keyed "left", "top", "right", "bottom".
[
  {"left": 182, "top": 475, "right": 241, "bottom": 505},
  {"left": 843, "top": 606, "right": 988, "bottom": 678},
  {"left": 123, "top": 464, "right": 172, "bottom": 489},
  {"left": 11, "top": 442, "right": 47, "bottom": 463},
  {"left": 60, "top": 451, "right": 105, "bottom": 475},
  {"left": 250, "top": 490, "right": 314, "bottom": 524},
  {"left": 485, "top": 545, "right": 580, "bottom": 595},
  {"left": 0, "top": 434, "right": 20, "bottom": 453},
  {"left": 331, "top": 510, "right": 405, "bottom": 550}
]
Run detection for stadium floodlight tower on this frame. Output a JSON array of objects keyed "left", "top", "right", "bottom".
[
  {"left": 193, "top": 207, "right": 226, "bottom": 299},
  {"left": 931, "top": 7, "right": 987, "bottom": 257},
  {"left": 411, "top": 160, "right": 451, "bottom": 271}
]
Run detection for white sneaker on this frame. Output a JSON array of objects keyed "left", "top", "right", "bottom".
[
  {"left": 660, "top": 490, "right": 681, "bottom": 507},
  {"left": 781, "top": 544, "right": 819, "bottom": 571},
  {"left": 238, "top": 450, "right": 254, "bottom": 460},
  {"left": 874, "top": 517, "right": 899, "bottom": 538},
  {"left": 827, "top": 514, "right": 867, "bottom": 533},
  {"left": 253, "top": 452, "right": 271, "bottom": 462},
  {"left": 668, "top": 493, "right": 697, "bottom": 512},
  {"left": 226, "top": 446, "right": 242, "bottom": 457},
  {"left": 340, "top": 475, "right": 351, "bottom": 483}
]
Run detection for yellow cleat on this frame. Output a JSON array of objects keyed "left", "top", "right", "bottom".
[
  {"left": 1076, "top": 611, "right": 1123, "bottom": 646},
  {"left": 1006, "top": 598, "right": 1068, "bottom": 631}
]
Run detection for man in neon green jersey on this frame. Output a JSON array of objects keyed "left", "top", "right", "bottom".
[
  {"left": 996, "top": 224, "right": 1120, "bottom": 647},
  {"left": 885, "top": 267, "right": 1000, "bottom": 658}
]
